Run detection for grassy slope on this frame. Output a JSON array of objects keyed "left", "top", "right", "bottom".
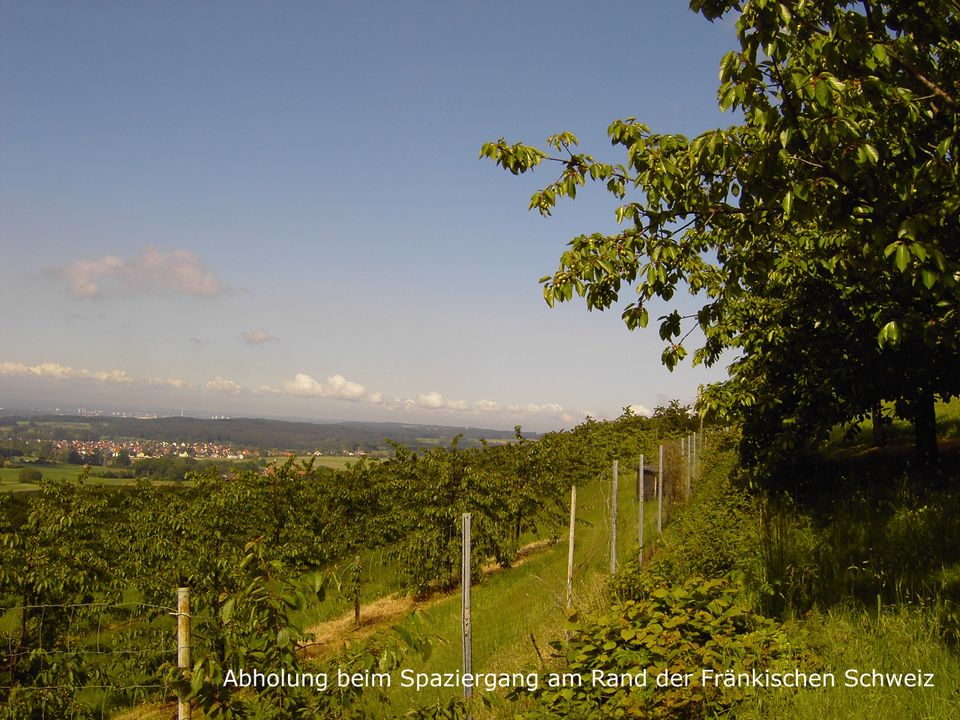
[{"left": 317, "top": 463, "right": 670, "bottom": 714}]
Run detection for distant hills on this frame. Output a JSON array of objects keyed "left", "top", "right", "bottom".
[{"left": 0, "top": 414, "right": 536, "bottom": 453}]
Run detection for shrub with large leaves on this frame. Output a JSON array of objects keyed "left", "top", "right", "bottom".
[{"left": 521, "top": 576, "right": 808, "bottom": 720}]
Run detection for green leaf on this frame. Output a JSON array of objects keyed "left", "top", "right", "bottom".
[
  {"left": 879, "top": 320, "right": 900, "bottom": 346},
  {"left": 638, "top": 307, "right": 649, "bottom": 328},
  {"left": 858, "top": 143, "right": 879, "bottom": 165},
  {"left": 895, "top": 244, "right": 910, "bottom": 272},
  {"left": 782, "top": 191, "right": 794, "bottom": 217},
  {"left": 814, "top": 79, "right": 831, "bottom": 107}
]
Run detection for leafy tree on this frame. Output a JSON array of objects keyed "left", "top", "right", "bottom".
[
  {"left": 482, "top": 0, "right": 959, "bottom": 470},
  {"left": 113, "top": 449, "right": 132, "bottom": 467},
  {"left": 17, "top": 467, "right": 42, "bottom": 484}
]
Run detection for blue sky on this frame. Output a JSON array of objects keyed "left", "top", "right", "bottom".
[{"left": 1, "top": 1, "right": 739, "bottom": 431}]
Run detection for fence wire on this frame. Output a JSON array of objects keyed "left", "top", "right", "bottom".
[{"left": 1, "top": 598, "right": 176, "bottom": 719}]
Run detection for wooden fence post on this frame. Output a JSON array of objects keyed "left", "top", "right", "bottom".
[{"left": 177, "top": 587, "right": 191, "bottom": 720}]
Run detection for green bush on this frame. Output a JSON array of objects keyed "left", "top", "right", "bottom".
[
  {"left": 611, "top": 450, "right": 766, "bottom": 606},
  {"left": 520, "top": 575, "right": 809, "bottom": 720},
  {"left": 17, "top": 467, "right": 42, "bottom": 484}
]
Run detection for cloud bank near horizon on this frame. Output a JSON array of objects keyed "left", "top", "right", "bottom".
[{"left": 0, "top": 359, "right": 617, "bottom": 427}]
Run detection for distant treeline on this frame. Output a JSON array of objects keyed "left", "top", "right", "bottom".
[
  {"left": 0, "top": 415, "right": 534, "bottom": 453},
  {"left": 132, "top": 456, "right": 261, "bottom": 482}
]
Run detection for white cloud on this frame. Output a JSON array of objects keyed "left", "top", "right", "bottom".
[
  {"left": 90, "top": 369, "right": 135, "bottom": 383},
  {"left": 326, "top": 374, "right": 368, "bottom": 400},
  {"left": 474, "top": 398, "right": 579, "bottom": 423},
  {"left": 241, "top": 330, "right": 278, "bottom": 345},
  {"left": 0, "top": 361, "right": 133, "bottom": 384},
  {"left": 55, "top": 245, "right": 226, "bottom": 298},
  {"left": 148, "top": 377, "right": 194, "bottom": 390},
  {"left": 412, "top": 391, "right": 468, "bottom": 411},
  {"left": 628, "top": 403, "right": 653, "bottom": 417},
  {"left": 205, "top": 376, "right": 241, "bottom": 393},
  {"left": 280, "top": 372, "right": 371, "bottom": 401},
  {"left": 58, "top": 256, "right": 125, "bottom": 298}
]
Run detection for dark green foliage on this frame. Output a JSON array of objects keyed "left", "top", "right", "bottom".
[
  {"left": 133, "top": 456, "right": 201, "bottom": 481},
  {"left": 484, "top": 0, "right": 960, "bottom": 474},
  {"left": 611, "top": 440, "right": 761, "bottom": 604},
  {"left": 173, "top": 540, "right": 325, "bottom": 720},
  {"left": 0, "top": 475, "right": 114, "bottom": 719},
  {"left": 521, "top": 576, "right": 806, "bottom": 720},
  {"left": 17, "top": 467, "right": 42, "bottom": 483}
]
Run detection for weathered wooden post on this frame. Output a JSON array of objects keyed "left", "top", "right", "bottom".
[{"left": 177, "top": 587, "right": 191, "bottom": 720}]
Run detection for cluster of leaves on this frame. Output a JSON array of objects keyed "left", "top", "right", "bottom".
[
  {"left": 168, "top": 539, "right": 326, "bottom": 719},
  {"left": 483, "top": 0, "right": 960, "bottom": 474},
  {"left": 520, "top": 575, "right": 807, "bottom": 720}
]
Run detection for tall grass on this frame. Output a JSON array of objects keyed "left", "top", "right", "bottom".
[{"left": 733, "top": 605, "right": 960, "bottom": 720}]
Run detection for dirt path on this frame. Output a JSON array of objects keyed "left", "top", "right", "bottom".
[{"left": 302, "top": 538, "right": 554, "bottom": 658}]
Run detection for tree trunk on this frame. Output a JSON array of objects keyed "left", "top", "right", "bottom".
[
  {"left": 913, "top": 388, "right": 938, "bottom": 469},
  {"left": 872, "top": 403, "right": 888, "bottom": 447}
]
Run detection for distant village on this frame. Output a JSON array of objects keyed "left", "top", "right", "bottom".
[
  {"left": 4, "top": 437, "right": 366, "bottom": 466},
  {"left": 54, "top": 438, "right": 259, "bottom": 462}
]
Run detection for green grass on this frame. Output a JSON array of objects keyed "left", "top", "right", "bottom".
[
  {"left": 0, "top": 463, "right": 89, "bottom": 490},
  {"left": 832, "top": 396, "right": 960, "bottom": 448},
  {"left": 0, "top": 464, "right": 168, "bottom": 492},
  {"left": 335, "top": 465, "right": 671, "bottom": 713},
  {"left": 733, "top": 605, "right": 960, "bottom": 720},
  {"left": 0, "top": 463, "right": 89, "bottom": 483}
]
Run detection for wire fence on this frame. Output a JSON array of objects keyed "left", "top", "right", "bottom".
[{"left": 1, "top": 598, "right": 176, "bottom": 719}]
